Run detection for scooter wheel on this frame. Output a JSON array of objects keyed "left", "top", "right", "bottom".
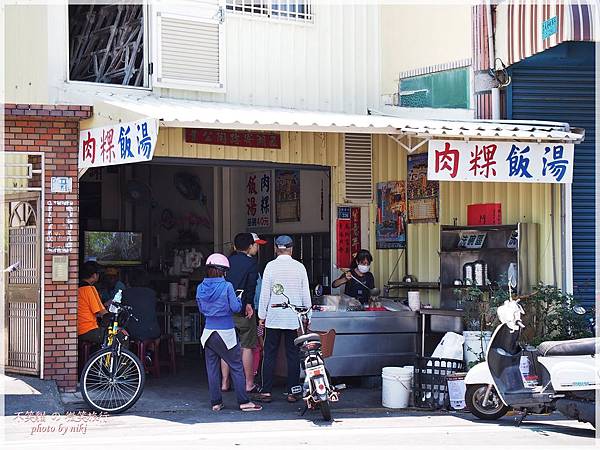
[
  {"left": 320, "top": 400, "right": 332, "bottom": 421},
  {"left": 465, "top": 384, "right": 509, "bottom": 421}
]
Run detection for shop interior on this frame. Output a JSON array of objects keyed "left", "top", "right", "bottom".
[{"left": 78, "top": 160, "right": 332, "bottom": 384}]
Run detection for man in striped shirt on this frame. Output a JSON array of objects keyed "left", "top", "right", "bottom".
[{"left": 256, "top": 235, "right": 312, "bottom": 403}]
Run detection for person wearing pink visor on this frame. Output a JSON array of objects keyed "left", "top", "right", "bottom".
[{"left": 196, "top": 253, "right": 262, "bottom": 412}]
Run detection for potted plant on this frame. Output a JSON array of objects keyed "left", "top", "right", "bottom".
[
  {"left": 455, "top": 283, "right": 507, "bottom": 368},
  {"left": 520, "top": 283, "right": 594, "bottom": 346}
]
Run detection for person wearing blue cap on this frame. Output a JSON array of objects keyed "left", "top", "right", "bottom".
[{"left": 255, "top": 235, "right": 312, "bottom": 403}]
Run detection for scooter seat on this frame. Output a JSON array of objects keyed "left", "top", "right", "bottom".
[
  {"left": 294, "top": 333, "right": 321, "bottom": 347},
  {"left": 537, "top": 337, "right": 598, "bottom": 357}
]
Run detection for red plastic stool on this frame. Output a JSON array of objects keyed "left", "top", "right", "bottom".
[
  {"left": 132, "top": 338, "right": 161, "bottom": 378},
  {"left": 159, "top": 334, "right": 177, "bottom": 375}
]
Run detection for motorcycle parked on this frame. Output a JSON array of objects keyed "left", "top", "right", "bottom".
[
  {"left": 270, "top": 283, "right": 344, "bottom": 421},
  {"left": 464, "top": 292, "right": 598, "bottom": 427}
]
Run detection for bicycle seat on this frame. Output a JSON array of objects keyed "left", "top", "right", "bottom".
[
  {"left": 294, "top": 333, "right": 321, "bottom": 347},
  {"left": 537, "top": 337, "right": 598, "bottom": 357}
]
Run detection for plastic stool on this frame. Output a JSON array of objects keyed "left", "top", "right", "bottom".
[
  {"left": 132, "top": 338, "right": 161, "bottom": 378},
  {"left": 159, "top": 334, "right": 177, "bottom": 375}
]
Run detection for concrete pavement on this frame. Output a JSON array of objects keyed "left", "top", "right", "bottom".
[
  {"left": 2, "top": 372, "right": 596, "bottom": 449},
  {"left": 3, "top": 407, "right": 595, "bottom": 449}
]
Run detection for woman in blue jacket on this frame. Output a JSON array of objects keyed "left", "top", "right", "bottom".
[{"left": 196, "top": 253, "right": 262, "bottom": 412}]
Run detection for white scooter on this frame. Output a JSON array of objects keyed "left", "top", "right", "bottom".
[{"left": 464, "top": 291, "right": 598, "bottom": 427}]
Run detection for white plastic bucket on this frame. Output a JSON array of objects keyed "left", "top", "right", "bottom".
[
  {"left": 463, "top": 331, "right": 493, "bottom": 365},
  {"left": 403, "top": 365, "right": 415, "bottom": 406},
  {"left": 382, "top": 366, "right": 412, "bottom": 408}
]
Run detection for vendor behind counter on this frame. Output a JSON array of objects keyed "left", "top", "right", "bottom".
[{"left": 331, "top": 249, "right": 375, "bottom": 305}]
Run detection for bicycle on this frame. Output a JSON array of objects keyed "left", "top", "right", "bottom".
[{"left": 80, "top": 290, "right": 145, "bottom": 414}]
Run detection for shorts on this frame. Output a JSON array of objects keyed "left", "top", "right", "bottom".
[
  {"left": 233, "top": 313, "right": 258, "bottom": 349},
  {"left": 78, "top": 327, "right": 105, "bottom": 345}
]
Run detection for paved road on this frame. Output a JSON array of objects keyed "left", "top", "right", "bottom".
[{"left": 3, "top": 407, "right": 595, "bottom": 449}]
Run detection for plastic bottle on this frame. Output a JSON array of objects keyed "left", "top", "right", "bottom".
[{"left": 109, "top": 290, "right": 122, "bottom": 313}]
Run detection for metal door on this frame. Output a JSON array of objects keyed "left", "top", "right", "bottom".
[
  {"left": 3, "top": 153, "right": 43, "bottom": 374},
  {"left": 507, "top": 42, "right": 596, "bottom": 308}
]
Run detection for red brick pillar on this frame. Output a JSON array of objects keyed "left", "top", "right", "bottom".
[{"left": 4, "top": 104, "right": 92, "bottom": 392}]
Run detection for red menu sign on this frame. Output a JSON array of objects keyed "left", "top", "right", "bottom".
[
  {"left": 336, "top": 207, "right": 361, "bottom": 269},
  {"left": 467, "top": 203, "right": 502, "bottom": 225},
  {"left": 185, "top": 128, "right": 281, "bottom": 149}
]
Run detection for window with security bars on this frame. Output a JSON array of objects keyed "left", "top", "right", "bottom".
[{"left": 226, "top": 0, "right": 313, "bottom": 21}]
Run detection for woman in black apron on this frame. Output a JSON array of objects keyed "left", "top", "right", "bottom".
[{"left": 332, "top": 249, "right": 375, "bottom": 305}]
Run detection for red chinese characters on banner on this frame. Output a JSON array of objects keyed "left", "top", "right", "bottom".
[
  {"left": 469, "top": 144, "right": 498, "bottom": 178},
  {"left": 336, "top": 207, "right": 361, "bottom": 269},
  {"left": 336, "top": 219, "right": 352, "bottom": 269},
  {"left": 82, "top": 131, "right": 97, "bottom": 164},
  {"left": 350, "top": 207, "right": 361, "bottom": 256},
  {"left": 467, "top": 203, "right": 502, "bottom": 225},
  {"left": 185, "top": 129, "right": 281, "bottom": 149},
  {"left": 434, "top": 142, "right": 460, "bottom": 179}
]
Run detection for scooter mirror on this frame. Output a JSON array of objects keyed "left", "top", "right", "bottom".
[
  {"left": 272, "top": 283, "right": 285, "bottom": 295},
  {"left": 573, "top": 305, "right": 587, "bottom": 315},
  {"left": 314, "top": 284, "right": 323, "bottom": 297}
]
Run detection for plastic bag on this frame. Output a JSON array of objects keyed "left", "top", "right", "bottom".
[{"left": 431, "top": 332, "right": 465, "bottom": 361}]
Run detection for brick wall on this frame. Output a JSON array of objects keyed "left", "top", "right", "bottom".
[{"left": 4, "top": 104, "right": 92, "bottom": 392}]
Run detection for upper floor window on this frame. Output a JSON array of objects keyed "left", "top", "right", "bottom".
[
  {"left": 226, "top": 0, "right": 313, "bottom": 21},
  {"left": 68, "top": 3, "right": 149, "bottom": 87},
  {"left": 399, "top": 67, "right": 470, "bottom": 109}
]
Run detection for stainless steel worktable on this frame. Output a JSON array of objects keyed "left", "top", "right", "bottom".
[{"left": 309, "top": 310, "right": 419, "bottom": 377}]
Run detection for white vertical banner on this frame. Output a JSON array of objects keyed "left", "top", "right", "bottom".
[
  {"left": 427, "top": 140, "right": 574, "bottom": 184},
  {"left": 79, "top": 118, "right": 159, "bottom": 169},
  {"left": 246, "top": 171, "right": 272, "bottom": 229}
]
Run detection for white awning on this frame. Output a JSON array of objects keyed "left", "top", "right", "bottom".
[{"left": 91, "top": 93, "right": 585, "bottom": 144}]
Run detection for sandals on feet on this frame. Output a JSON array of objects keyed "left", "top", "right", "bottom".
[
  {"left": 240, "top": 402, "right": 263, "bottom": 412},
  {"left": 212, "top": 403, "right": 224, "bottom": 412},
  {"left": 246, "top": 385, "right": 261, "bottom": 394},
  {"left": 286, "top": 394, "right": 298, "bottom": 403},
  {"left": 253, "top": 393, "right": 272, "bottom": 403}
]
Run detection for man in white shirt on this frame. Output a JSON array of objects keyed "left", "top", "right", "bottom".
[{"left": 256, "top": 235, "right": 312, "bottom": 403}]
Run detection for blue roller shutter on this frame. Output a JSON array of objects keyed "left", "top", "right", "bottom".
[{"left": 507, "top": 42, "right": 595, "bottom": 308}]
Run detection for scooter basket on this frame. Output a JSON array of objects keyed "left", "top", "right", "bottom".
[
  {"left": 312, "top": 329, "right": 336, "bottom": 359},
  {"left": 413, "top": 357, "right": 465, "bottom": 410}
]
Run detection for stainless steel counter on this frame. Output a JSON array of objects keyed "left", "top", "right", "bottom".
[{"left": 309, "top": 310, "right": 419, "bottom": 377}]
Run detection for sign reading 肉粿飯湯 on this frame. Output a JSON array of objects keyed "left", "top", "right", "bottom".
[
  {"left": 79, "top": 119, "right": 158, "bottom": 169},
  {"left": 427, "top": 140, "right": 574, "bottom": 184}
]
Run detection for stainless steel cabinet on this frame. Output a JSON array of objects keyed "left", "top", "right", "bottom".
[{"left": 439, "top": 223, "right": 539, "bottom": 309}]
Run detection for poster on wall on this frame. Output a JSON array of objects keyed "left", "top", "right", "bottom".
[
  {"left": 376, "top": 181, "right": 406, "bottom": 249},
  {"left": 79, "top": 118, "right": 158, "bottom": 169},
  {"left": 275, "top": 169, "right": 300, "bottom": 222},
  {"left": 407, "top": 154, "right": 439, "bottom": 223},
  {"left": 427, "top": 140, "right": 574, "bottom": 184},
  {"left": 246, "top": 171, "right": 272, "bottom": 229},
  {"left": 336, "top": 207, "right": 361, "bottom": 268}
]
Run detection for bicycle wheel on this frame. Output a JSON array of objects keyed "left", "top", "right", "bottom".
[{"left": 80, "top": 347, "right": 145, "bottom": 414}]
